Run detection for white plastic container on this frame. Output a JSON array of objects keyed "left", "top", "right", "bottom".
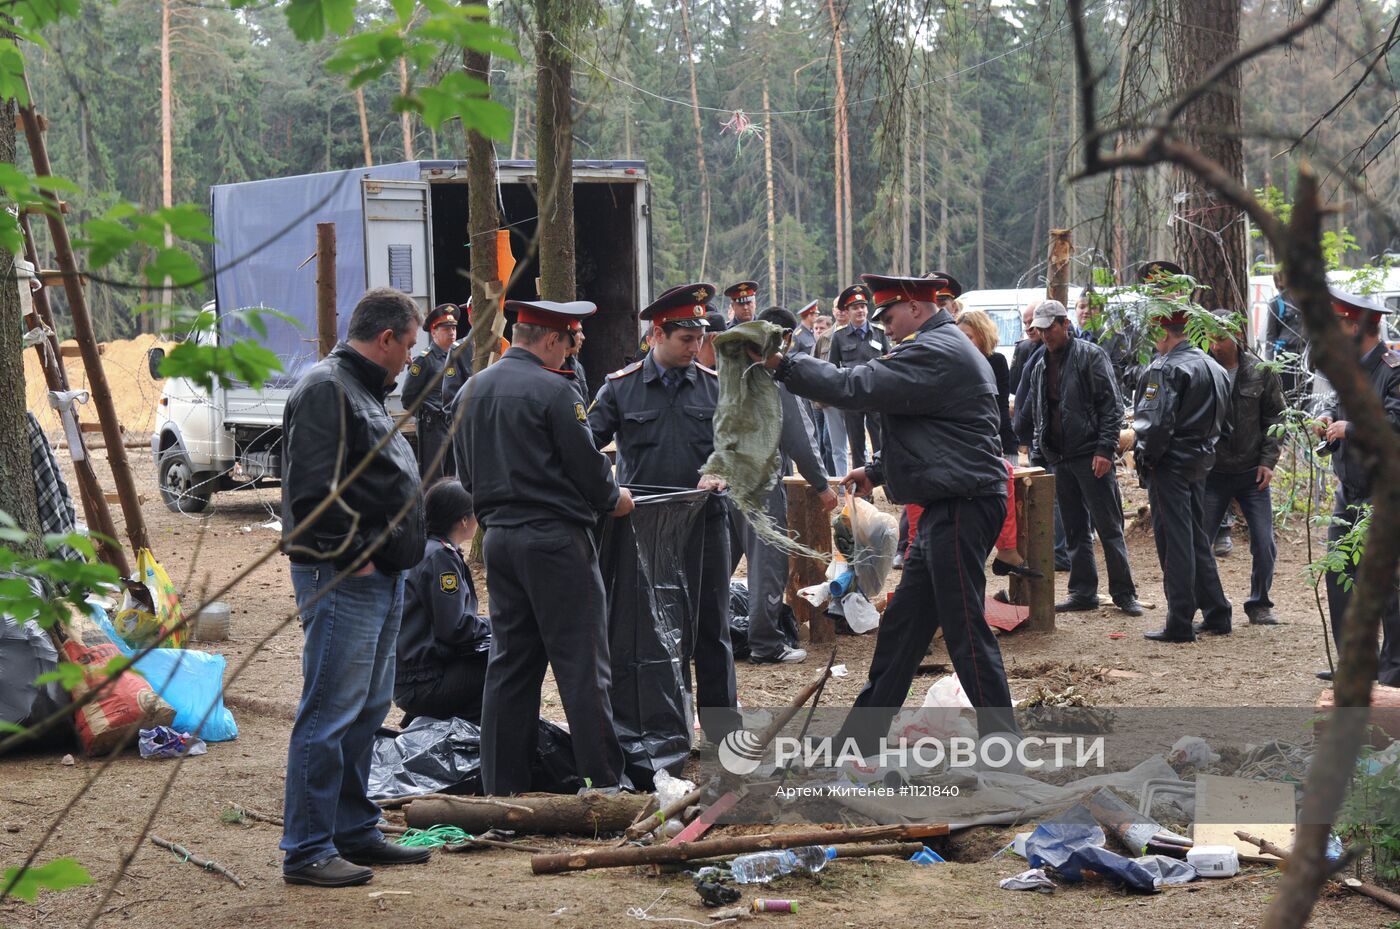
[
  {"left": 1186, "top": 844, "right": 1240, "bottom": 877},
  {"left": 192, "top": 601, "right": 231, "bottom": 642}
]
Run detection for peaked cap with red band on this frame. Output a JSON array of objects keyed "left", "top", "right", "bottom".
[
  {"left": 1331, "top": 285, "right": 1391, "bottom": 322},
  {"left": 425, "top": 303, "right": 460, "bottom": 331},
  {"left": 503, "top": 298, "right": 597, "bottom": 330},
  {"left": 641, "top": 282, "right": 715, "bottom": 328},
  {"left": 837, "top": 284, "right": 871, "bottom": 310},
  {"left": 797, "top": 299, "right": 819, "bottom": 317},
  {"left": 923, "top": 271, "right": 963, "bottom": 299},
  {"left": 860, "top": 273, "right": 953, "bottom": 321},
  {"left": 724, "top": 280, "right": 758, "bottom": 303}
]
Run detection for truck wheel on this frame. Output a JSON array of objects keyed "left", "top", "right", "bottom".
[{"left": 158, "top": 450, "right": 211, "bottom": 514}]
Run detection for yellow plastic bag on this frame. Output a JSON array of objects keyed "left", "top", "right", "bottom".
[{"left": 114, "top": 548, "right": 186, "bottom": 649}]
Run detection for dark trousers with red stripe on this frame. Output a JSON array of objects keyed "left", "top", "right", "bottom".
[
  {"left": 837, "top": 493, "right": 1016, "bottom": 757},
  {"left": 1147, "top": 467, "right": 1232, "bottom": 637}
]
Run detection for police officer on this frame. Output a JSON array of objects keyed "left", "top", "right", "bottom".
[
  {"left": 454, "top": 298, "right": 634, "bottom": 795},
  {"left": 724, "top": 280, "right": 759, "bottom": 325},
  {"left": 1315, "top": 287, "right": 1400, "bottom": 683},
  {"left": 1132, "top": 292, "right": 1233, "bottom": 642},
  {"left": 403, "top": 303, "right": 459, "bottom": 481},
  {"left": 750, "top": 273, "right": 1016, "bottom": 754},
  {"left": 588, "top": 283, "right": 740, "bottom": 740},
  {"left": 829, "top": 284, "right": 891, "bottom": 467},
  {"left": 564, "top": 320, "right": 589, "bottom": 399},
  {"left": 790, "top": 300, "right": 819, "bottom": 356}
]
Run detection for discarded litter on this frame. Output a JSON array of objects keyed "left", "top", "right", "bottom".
[
  {"left": 730, "top": 846, "right": 834, "bottom": 884},
  {"left": 829, "top": 664, "right": 848, "bottom": 678},
  {"left": 138, "top": 726, "right": 207, "bottom": 759},
  {"left": 1000, "top": 868, "right": 1054, "bottom": 892},
  {"left": 751, "top": 899, "right": 798, "bottom": 913},
  {"left": 694, "top": 877, "right": 740, "bottom": 908},
  {"left": 909, "top": 846, "right": 944, "bottom": 864},
  {"left": 1168, "top": 736, "right": 1219, "bottom": 767},
  {"left": 1186, "top": 844, "right": 1240, "bottom": 877}
]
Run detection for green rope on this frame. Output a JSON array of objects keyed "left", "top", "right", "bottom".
[{"left": 394, "top": 824, "right": 474, "bottom": 848}]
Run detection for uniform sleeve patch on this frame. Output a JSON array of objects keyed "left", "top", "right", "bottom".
[
  {"left": 445, "top": 367, "right": 456, "bottom": 377},
  {"left": 575, "top": 402, "right": 588, "bottom": 423},
  {"left": 439, "top": 573, "right": 459, "bottom": 593},
  {"left": 409, "top": 363, "right": 421, "bottom": 376},
  {"left": 1143, "top": 381, "right": 1158, "bottom": 401}
]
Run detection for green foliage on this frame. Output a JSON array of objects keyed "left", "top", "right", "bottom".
[
  {"left": 0, "top": 163, "right": 80, "bottom": 253},
  {"left": 325, "top": 0, "right": 517, "bottom": 136},
  {"left": 1, "top": 858, "right": 94, "bottom": 903},
  {"left": 157, "top": 307, "right": 294, "bottom": 391},
  {"left": 0, "top": 515, "right": 120, "bottom": 631},
  {"left": 1339, "top": 748, "right": 1400, "bottom": 885},
  {"left": 77, "top": 203, "right": 213, "bottom": 288},
  {"left": 1309, "top": 502, "right": 1372, "bottom": 592}
]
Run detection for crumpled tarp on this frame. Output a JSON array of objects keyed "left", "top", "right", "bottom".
[
  {"left": 0, "top": 608, "right": 68, "bottom": 733},
  {"left": 367, "top": 715, "right": 582, "bottom": 800},
  {"left": 598, "top": 486, "right": 708, "bottom": 790},
  {"left": 727, "top": 580, "right": 799, "bottom": 660}
]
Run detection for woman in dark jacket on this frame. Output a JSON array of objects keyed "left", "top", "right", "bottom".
[{"left": 394, "top": 479, "right": 491, "bottom": 724}]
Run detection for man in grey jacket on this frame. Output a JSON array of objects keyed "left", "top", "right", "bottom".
[
  {"left": 1204, "top": 310, "right": 1285, "bottom": 626},
  {"left": 1023, "top": 301, "right": 1142, "bottom": 616}
]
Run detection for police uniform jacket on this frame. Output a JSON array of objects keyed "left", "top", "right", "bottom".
[
  {"left": 397, "top": 536, "right": 490, "bottom": 684},
  {"left": 402, "top": 343, "right": 449, "bottom": 421},
  {"left": 1131, "top": 341, "right": 1231, "bottom": 481},
  {"left": 281, "top": 343, "right": 425, "bottom": 571},
  {"left": 791, "top": 326, "right": 817, "bottom": 357},
  {"left": 776, "top": 311, "right": 1006, "bottom": 504},
  {"left": 455, "top": 347, "right": 621, "bottom": 528},
  {"left": 828, "top": 322, "right": 890, "bottom": 368},
  {"left": 440, "top": 339, "right": 471, "bottom": 410},
  {"left": 588, "top": 352, "right": 719, "bottom": 489},
  {"left": 1324, "top": 341, "right": 1400, "bottom": 498}
]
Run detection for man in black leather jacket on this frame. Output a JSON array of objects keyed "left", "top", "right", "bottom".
[
  {"left": 1314, "top": 287, "right": 1400, "bottom": 683},
  {"left": 456, "top": 298, "right": 635, "bottom": 796},
  {"left": 1133, "top": 307, "right": 1233, "bottom": 642},
  {"left": 279, "top": 287, "right": 430, "bottom": 887},
  {"left": 1203, "top": 310, "right": 1285, "bottom": 626},
  {"left": 754, "top": 273, "right": 1016, "bottom": 755},
  {"left": 1022, "top": 300, "right": 1141, "bottom": 615}
]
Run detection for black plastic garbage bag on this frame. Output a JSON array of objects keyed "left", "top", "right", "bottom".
[
  {"left": 727, "top": 580, "right": 800, "bottom": 660},
  {"left": 368, "top": 716, "right": 581, "bottom": 800},
  {"left": 0, "top": 607, "right": 70, "bottom": 738},
  {"left": 598, "top": 486, "right": 708, "bottom": 790}
]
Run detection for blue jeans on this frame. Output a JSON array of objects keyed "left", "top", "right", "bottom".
[
  {"left": 1203, "top": 469, "right": 1276, "bottom": 615},
  {"left": 282, "top": 564, "right": 404, "bottom": 872}
]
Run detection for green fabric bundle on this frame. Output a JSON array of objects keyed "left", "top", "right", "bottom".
[{"left": 702, "top": 320, "right": 826, "bottom": 561}]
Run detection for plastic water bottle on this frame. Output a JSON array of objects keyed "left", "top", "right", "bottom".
[{"left": 729, "top": 846, "right": 836, "bottom": 884}]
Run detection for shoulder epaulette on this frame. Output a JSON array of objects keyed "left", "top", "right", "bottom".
[
  {"left": 1384, "top": 349, "right": 1400, "bottom": 368},
  {"left": 415, "top": 349, "right": 432, "bottom": 360},
  {"left": 696, "top": 363, "right": 718, "bottom": 376},
  {"left": 606, "top": 360, "right": 644, "bottom": 381}
]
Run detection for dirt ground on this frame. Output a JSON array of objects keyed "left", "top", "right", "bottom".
[{"left": 0, "top": 450, "right": 1376, "bottom": 929}]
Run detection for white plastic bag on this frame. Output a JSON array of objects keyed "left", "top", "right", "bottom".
[
  {"left": 896, "top": 674, "right": 977, "bottom": 743},
  {"left": 841, "top": 592, "right": 880, "bottom": 634}
]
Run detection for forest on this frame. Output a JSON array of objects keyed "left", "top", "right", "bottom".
[{"left": 23, "top": 0, "right": 1400, "bottom": 339}]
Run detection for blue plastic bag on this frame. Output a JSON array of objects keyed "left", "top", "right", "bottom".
[
  {"left": 88, "top": 605, "right": 238, "bottom": 742},
  {"left": 1025, "top": 805, "right": 1160, "bottom": 893}
]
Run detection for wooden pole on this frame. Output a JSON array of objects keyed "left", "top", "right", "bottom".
[
  {"left": 762, "top": 81, "right": 777, "bottom": 301},
  {"left": 17, "top": 244, "right": 128, "bottom": 575},
  {"left": 531, "top": 822, "right": 949, "bottom": 875},
  {"left": 783, "top": 476, "right": 834, "bottom": 643},
  {"left": 355, "top": 87, "right": 373, "bottom": 167},
  {"left": 1009, "top": 468, "right": 1055, "bottom": 632},
  {"left": 1048, "top": 228, "right": 1072, "bottom": 306},
  {"left": 20, "top": 90, "right": 151, "bottom": 557},
  {"left": 316, "top": 223, "right": 337, "bottom": 359},
  {"left": 159, "top": 0, "right": 174, "bottom": 331}
]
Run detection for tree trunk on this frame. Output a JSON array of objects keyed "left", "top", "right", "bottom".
[
  {"left": 0, "top": 95, "right": 45, "bottom": 557},
  {"left": 399, "top": 55, "right": 415, "bottom": 160},
  {"left": 827, "top": 0, "right": 853, "bottom": 284},
  {"left": 678, "top": 0, "right": 711, "bottom": 279},
  {"left": 355, "top": 87, "right": 374, "bottom": 166},
  {"left": 1167, "top": 0, "right": 1245, "bottom": 306},
  {"left": 406, "top": 792, "right": 651, "bottom": 836},
  {"left": 535, "top": 0, "right": 576, "bottom": 301},
  {"left": 939, "top": 80, "right": 950, "bottom": 270},
  {"left": 919, "top": 82, "right": 927, "bottom": 273},
  {"left": 1046, "top": 87, "right": 1056, "bottom": 232},
  {"left": 976, "top": 186, "right": 986, "bottom": 289},
  {"left": 159, "top": 0, "right": 173, "bottom": 331},
  {"left": 466, "top": 47, "right": 502, "bottom": 374},
  {"left": 1110, "top": 26, "right": 1132, "bottom": 281},
  {"left": 763, "top": 81, "right": 777, "bottom": 300},
  {"left": 901, "top": 88, "right": 912, "bottom": 275}
]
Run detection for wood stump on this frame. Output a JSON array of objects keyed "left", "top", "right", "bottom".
[{"left": 783, "top": 476, "right": 834, "bottom": 644}]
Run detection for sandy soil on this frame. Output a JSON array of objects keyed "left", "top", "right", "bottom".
[{"left": 0, "top": 449, "right": 1370, "bottom": 929}]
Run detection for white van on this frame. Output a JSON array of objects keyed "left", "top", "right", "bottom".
[{"left": 957, "top": 287, "right": 1083, "bottom": 361}]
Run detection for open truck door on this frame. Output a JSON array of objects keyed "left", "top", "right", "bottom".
[{"left": 362, "top": 178, "right": 434, "bottom": 362}]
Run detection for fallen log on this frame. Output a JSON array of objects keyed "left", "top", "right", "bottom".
[
  {"left": 377, "top": 793, "right": 531, "bottom": 812},
  {"left": 622, "top": 776, "right": 716, "bottom": 843},
  {"left": 658, "top": 841, "right": 925, "bottom": 872},
  {"left": 150, "top": 835, "right": 246, "bottom": 889},
  {"left": 531, "top": 822, "right": 949, "bottom": 874},
  {"left": 405, "top": 792, "right": 651, "bottom": 836},
  {"left": 1235, "top": 831, "right": 1400, "bottom": 913}
]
